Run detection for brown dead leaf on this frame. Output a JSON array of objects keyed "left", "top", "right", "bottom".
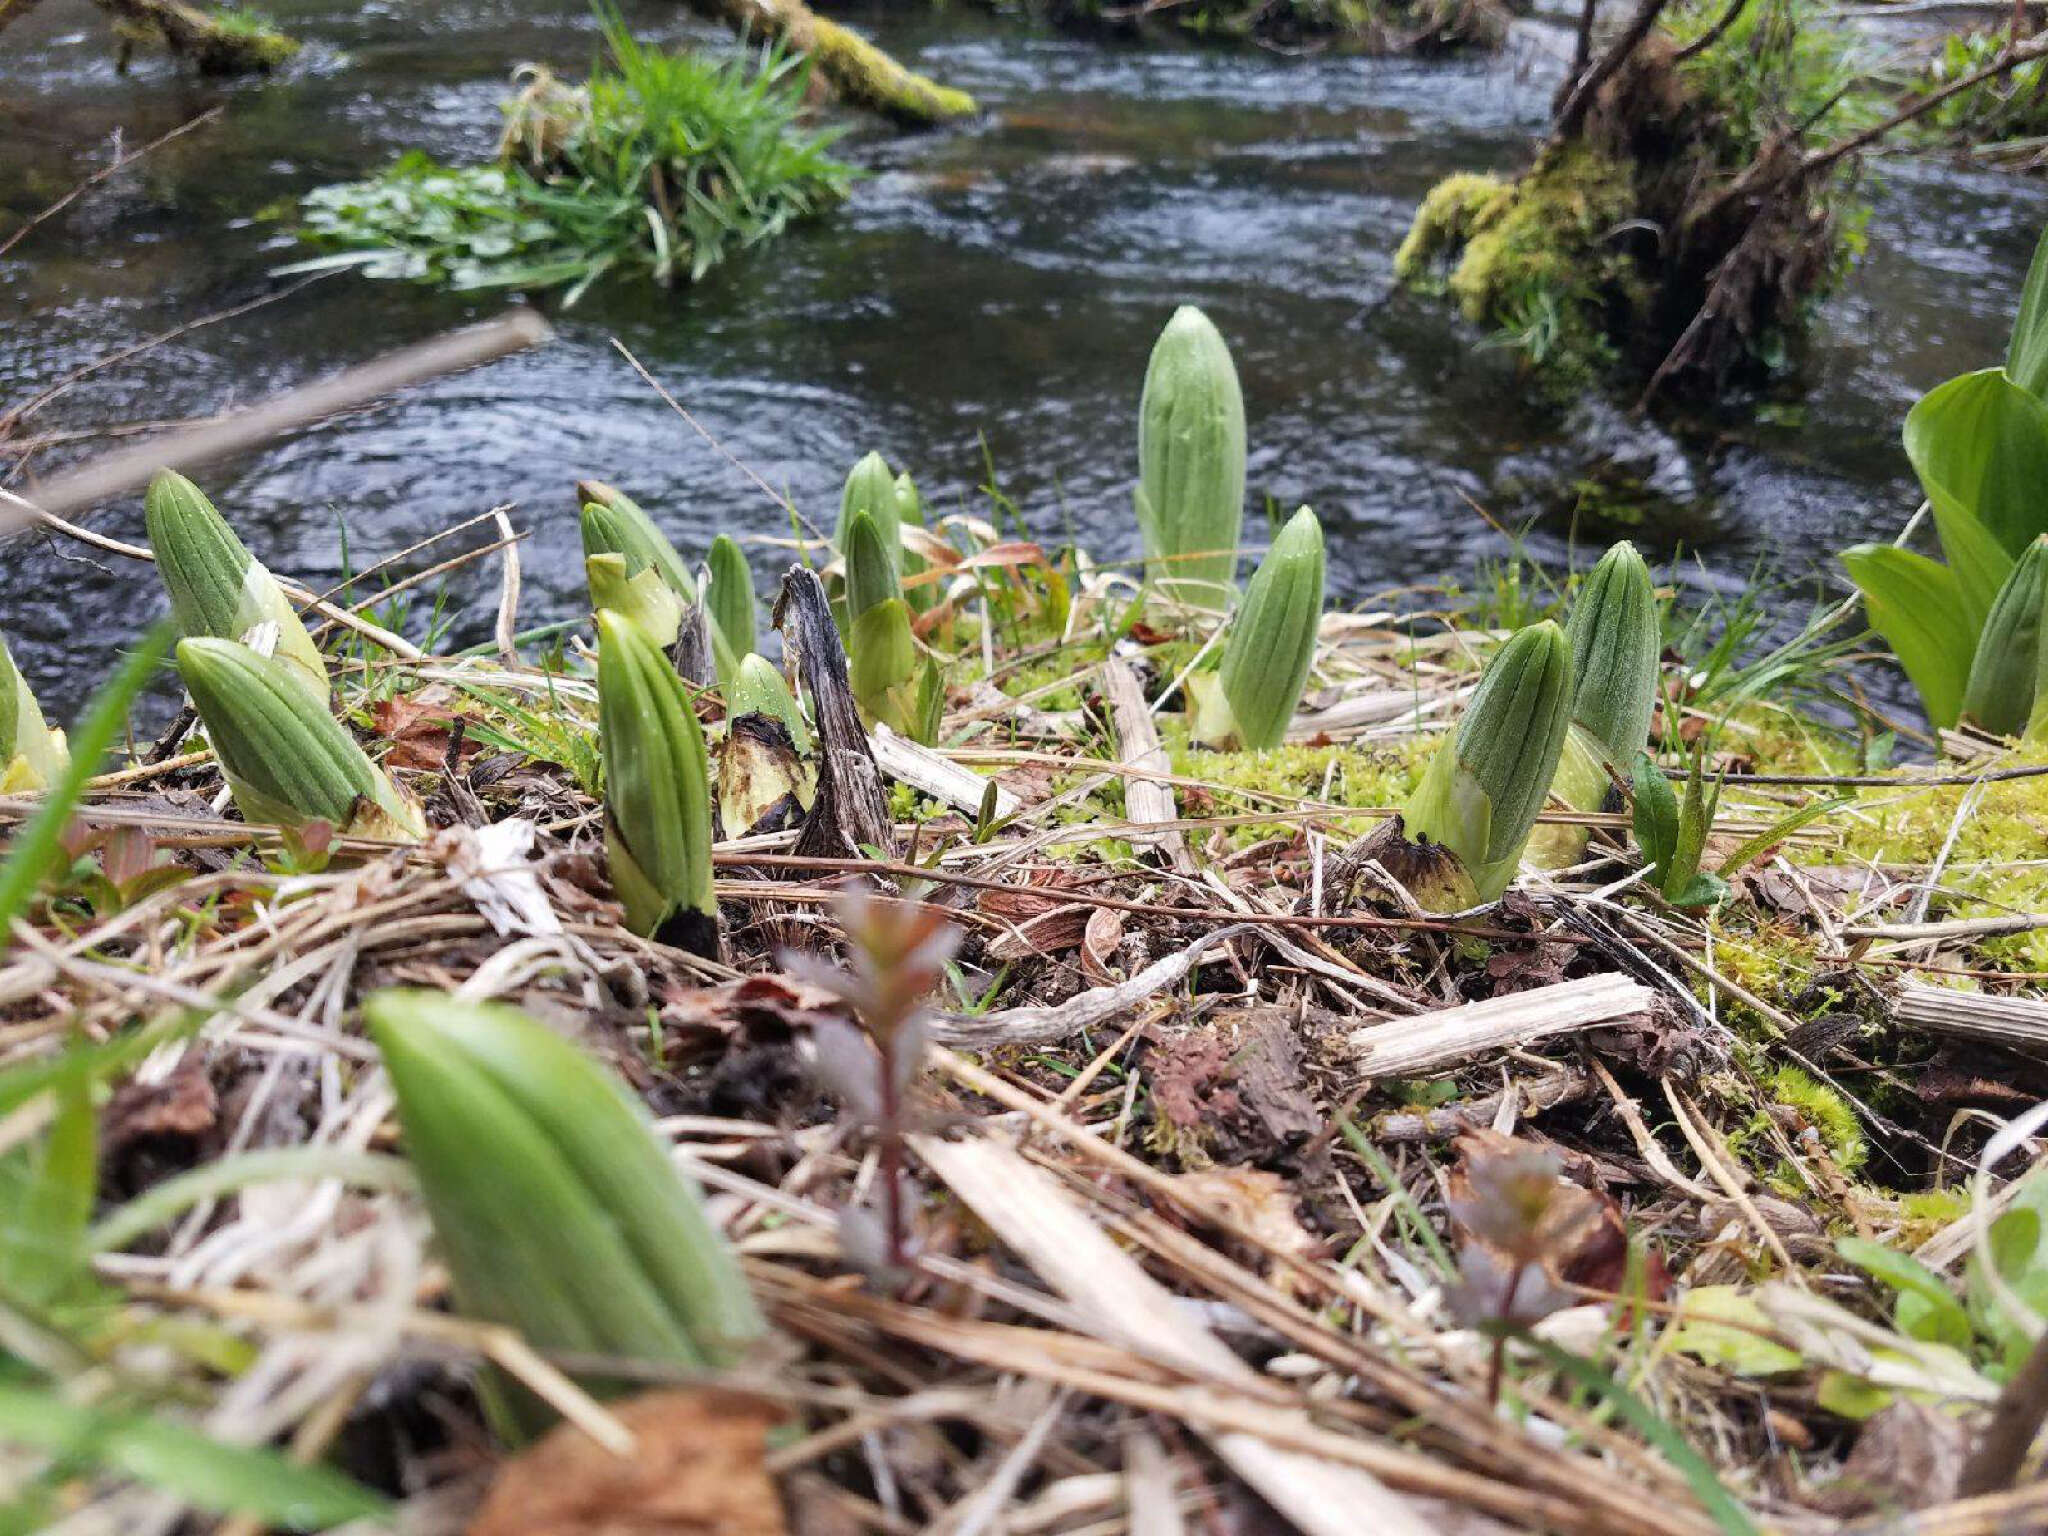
[
  {"left": 1080, "top": 905, "right": 1124, "bottom": 985},
  {"left": 985, "top": 901, "right": 1092, "bottom": 960},
  {"left": 102, "top": 1060, "right": 217, "bottom": 1157},
  {"left": 370, "top": 695, "right": 479, "bottom": 772},
  {"left": 1813, "top": 1399, "right": 1967, "bottom": 1516},
  {"left": 467, "top": 1389, "right": 786, "bottom": 1536}
]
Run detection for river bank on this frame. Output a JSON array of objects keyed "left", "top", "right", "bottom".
[{"left": 6, "top": 0, "right": 2047, "bottom": 719}]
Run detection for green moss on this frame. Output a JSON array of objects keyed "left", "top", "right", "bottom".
[
  {"left": 1766, "top": 1065, "right": 1866, "bottom": 1174},
  {"left": 1891, "top": 1187, "right": 1972, "bottom": 1248},
  {"left": 1393, "top": 173, "right": 1508, "bottom": 290},
  {"left": 1395, "top": 148, "right": 1641, "bottom": 392},
  {"left": 1164, "top": 728, "right": 1436, "bottom": 849},
  {"left": 1823, "top": 742, "right": 2048, "bottom": 973}
]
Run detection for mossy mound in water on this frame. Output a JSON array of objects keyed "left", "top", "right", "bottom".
[
  {"left": 1398, "top": 13, "right": 1869, "bottom": 399},
  {"left": 1395, "top": 148, "right": 1644, "bottom": 392}
]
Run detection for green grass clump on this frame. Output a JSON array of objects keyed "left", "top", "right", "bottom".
[{"left": 295, "top": 11, "right": 851, "bottom": 300}]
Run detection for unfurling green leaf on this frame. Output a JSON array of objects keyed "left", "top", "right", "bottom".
[
  {"left": 1137, "top": 305, "right": 1245, "bottom": 608},
  {"left": 0, "top": 631, "right": 67, "bottom": 793},
  {"left": 835, "top": 451, "right": 901, "bottom": 560},
  {"left": 1962, "top": 534, "right": 2048, "bottom": 736},
  {"left": 843, "top": 508, "right": 903, "bottom": 623},
  {"left": 366, "top": 990, "right": 762, "bottom": 1441},
  {"left": 145, "top": 470, "right": 327, "bottom": 703},
  {"left": 586, "top": 552, "right": 683, "bottom": 648},
  {"left": 177, "top": 637, "right": 423, "bottom": 841},
  {"left": 1564, "top": 540, "right": 1659, "bottom": 766},
  {"left": 596, "top": 608, "right": 717, "bottom": 953},
  {"left": 706, "top": 534, "right": 758, "bottom": 659},
  {"left": 847, "top": 597, "right": 921, "bottom": 738},
  {"left": 577, "top": 479, "right": 696, "bottom": 601},
  {"left": 1842, "top": 543, "right": 1975, "bottom": 732}
]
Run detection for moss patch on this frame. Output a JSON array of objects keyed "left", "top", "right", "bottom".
[{"left": 1395, "top": 148, "right": 1643, "bottom": 393}]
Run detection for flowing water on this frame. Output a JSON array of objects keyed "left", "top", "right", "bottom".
[{"left": 4, "top": 0, "right": 2045, "bottom": 715}]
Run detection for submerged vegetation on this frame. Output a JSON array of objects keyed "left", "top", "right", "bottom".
[{"left": 294, "top": 12, "right": 853, "bottom": 300}]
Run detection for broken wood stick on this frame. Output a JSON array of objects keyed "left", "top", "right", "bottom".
[
  {"left": 1893, "top": 981, "right": 2048, "bottom": 1059},
  {"left": 8, "top": 310, "right": 552, "bottom": 525},
  {"left": 1100, "top": 660, "right": 1195, "bottom": 875},
  {"left": 870, "top": 722, "right": 1019, "bottom": 820},
  {"left": 1349, "top": 973, "right": 1657, "bottom": 1078}
]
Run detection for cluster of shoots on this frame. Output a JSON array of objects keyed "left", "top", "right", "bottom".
[
  {"left": 1399, "top": 540, "right": 1660, "bottom": 908},
  {"left": 147, "top": 470, "right": 426, "bottom": 842}
]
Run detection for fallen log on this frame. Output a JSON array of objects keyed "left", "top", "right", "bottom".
[{"left": 679, "top": 0, "right": 976, "bottom": 126}]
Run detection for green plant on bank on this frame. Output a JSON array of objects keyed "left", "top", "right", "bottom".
[
  {"left": 290, "top": 8, "right": 853, "bottom": 301},
  {"left": 1527, "top": 539, "right": 1660, "bottom": 867},
  {"left": 176, "top": 637, "right": 427, "bottom": 842},
  {"left": 1843, "top": 221, "right": 2048, "bottom": 733},
  {"left": 831, "top": 452, "right": 943, "bottom": 743},
  {"left": 595, "top": 608, "right": 719, "bottom": 954},
  {"left": 580, "top": 479, "right": 698, "bottom": 603},
  {"left": 1187, "top": 505, "right": 1326, "bottom": 749},
  {"left": 1666, "top": 0, "right": 1879, "bottom": 161},
  {"left": 1838, "top": 1168, "right": 2048, "bottom": 1386},
  {"left": 1136, "top": 305, "right": 1247, "bottom": 608},
  {"left": 1918, "top": 27, "right": 2048, "bottom": 144},
  {"left": 1397, "top": 620, "right": 1576, "bottom": 907},
  {"left": 365, "top": 991, "right": 762, "bottom": 1440},
  {"left": 145, "top": 469, "right": 328, "bottom": 703},
  {"left": 707, "top": 534, "right": 758, "bottom": 658},
  {"left": 0, "top": 632, "right": 67, "bottom": 794}
]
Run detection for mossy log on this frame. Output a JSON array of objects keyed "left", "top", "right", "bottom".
[
  {"left": 96, "top": 0, "right": 298, "bottom": 74},
  {"left": 679, "top": 0, "right": 976, "bottom": 126}
]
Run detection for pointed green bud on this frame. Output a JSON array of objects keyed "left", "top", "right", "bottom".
[
  {"left": 835, "top": 451, "right": 901, "bottom": 561},
  {"left": 1401, "top": 621, "right": 1574, "bottom": 903},
  {"left": 893, "top": 471, "right": 925, "bottom": 529},
  {"left": 1137, "top": 305, "right": 1246, "bottom": 608},
  {"left": 705, "top": 535, "right": 757, "bottom": 660},
  {"left": 176, "top": 637, "right": 422, "bottom": 840},
  {"left": 1564, "top": 540, "right": 1659, "bottom": 766},
  {"left": 577, "top": 480, "right": 695, "bottom": 602},
  {"left": 145, "top": 470, "right": 327, "bottom": 703},
  {"left": 893, "top": 471, "right": 937, "bottom": 614},
  {"left": 843, "top": 509, "right": 902, "bottom": 623},
  {"left": 596, "top": 609, "right": 717, "bottom": 954},
  {"left": 729, "top": 653, "right": 812, "bottom": 754},
  {"left": 0, "top": 632, "right": 67, "bottom": 793},
  {"left": 1216, "top": 506, "right": 1324, "bottom": 750},
  {"left": 1965, "top": 534, "right": 2048, "bottom": 737},
  {"left": 586, "top": 553, "right": 682, "bottom": 649},
  {"left": 365, "top": 990, "right": 762, "bottom": 1441}
]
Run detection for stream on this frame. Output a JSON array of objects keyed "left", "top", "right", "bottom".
[{"left": 5, "top": 0, "right": 2046, "bottom": 716}]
